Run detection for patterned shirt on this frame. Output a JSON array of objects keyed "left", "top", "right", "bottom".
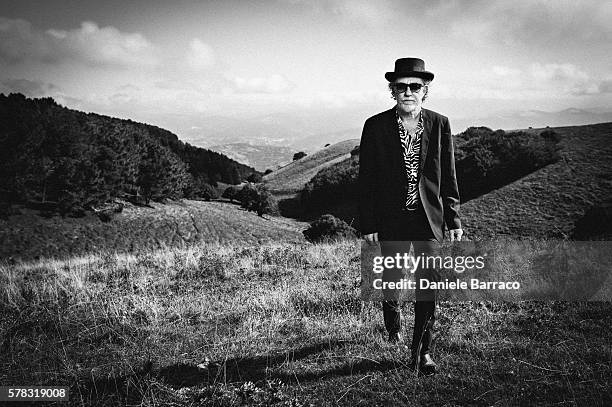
[{"left": 396, "top": 109, "right": 424, "bottom": 211}]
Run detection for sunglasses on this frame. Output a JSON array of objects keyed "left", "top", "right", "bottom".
[{"left": 391, "top": 82, "right": 425, "bottom": 94}]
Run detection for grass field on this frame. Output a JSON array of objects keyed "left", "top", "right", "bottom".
[
  {"left": 0, "top": 200, "right": 308, "bottom": 262},
  {"left": 1, "top": 240, "right": 610, "bottom": 406}
]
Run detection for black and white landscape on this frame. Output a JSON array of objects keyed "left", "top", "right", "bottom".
[{"left": 1, "top": 1, "right": 611, "bottom": 406}]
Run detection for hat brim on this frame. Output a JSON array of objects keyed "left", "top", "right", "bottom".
[{"left": 385, "top": 71, "right": 434, "bottom": 82}]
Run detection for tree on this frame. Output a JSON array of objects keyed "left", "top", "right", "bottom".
[
  {"left": 200, "top": 183, "right": 219, "bottom": 201},
  {"left": 246, "top": 172, "right": 263, "bottom": 183},
  {"left": 253, "top": 184, "right": 274, "bottom": 216},
  {"left": 238, "top": 183, "right": 274, "bottom": 217},
  {"left": 293, "top": 151, "right": 307, "bottom": 161},
  {"left": 222, "top": 185, "right": 239, "bottom": 203}
]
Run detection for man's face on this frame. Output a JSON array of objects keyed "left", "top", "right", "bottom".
[{"left": 392, "top": 76, "right": 426, "bottom": 115}]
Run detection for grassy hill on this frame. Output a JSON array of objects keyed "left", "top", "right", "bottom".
[
  {"left": 461, "top": 122, "right": 612, "bottom": 239},
  {"left": 265, "top": 122, "right": 612, "bottom": 239},
  {"left": 1, "top": 240, "right": 610, "bottom": 405},
  {"left": 263, "top": 139, "right": 359, "bottom": 198},
  {"left": 0, "top": 200, "right": 308, "bottom": 261}
]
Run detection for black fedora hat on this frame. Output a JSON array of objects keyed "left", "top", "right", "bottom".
[{"left": 385, "top": 57, "right": 434, "bottom": 82}]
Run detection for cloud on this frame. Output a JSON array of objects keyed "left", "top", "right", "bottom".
[
  {"left": 186, "top": 38, "right": 215, "bottom": 69},
  {"left": 0, "top": 78, "right": 59, "bottom": 95},
  {"left": 283, "top": 0, "right": 396, "bottom": 26},
  {"left": 529, "top": 63, "right": 589, "bottom": 83},
  {"left": 597, "top": 80, "right": 612, "bottom": 94},
  {"left": 109, "top": 92, "right": 136, "bottom": 104},
  {"left": 447, "top": 0, "right": 612, "bottom": 47},
  {"left": 445, "top": 62, "right": 603, "bottom": 99},
  {"left": 328, "top": 0, "right": 395, "bottom": 26},
  {"left": 0, "top": 17, "right": 158, "bottom": 67},
  {"left": 230, "top": 74, "right": 294, "bottom": 94}
]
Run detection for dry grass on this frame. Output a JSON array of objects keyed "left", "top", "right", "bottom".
[
  {"left": 462, "top": 122, "right": 612, "bottom": 239},
  {"left": 263, "top": 139, "right": 359, "bottom": 196},
  {"left": 0, "top": 200, "right": 309, "bottom": 262},
  {"left": 1, "top": 240, "right": 610, "bottom": 406}
]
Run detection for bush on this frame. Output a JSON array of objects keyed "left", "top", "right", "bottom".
[
  {"left": 238, "top": 183, "right": 275, "bottom": 216},
  {"left": 222, "top": 185, "right": 239, "bottom": 203},
  {"left": 293, "top": 152, "right": 307, "bottom": 161},
  {"left": 540, "top": 129, "right": 562, "bottom": 143},
  {"left": 200, "top": 183, "right": 219, "bottom": 201},
  {"left": 186, "top": 177, "right": 219, "bottom": 201},
  {"left": 246, "top": 173, "right": 263, "bottom": 183},
  {"left": 303, "top": 214, "right": 356, "bottom": 243}
]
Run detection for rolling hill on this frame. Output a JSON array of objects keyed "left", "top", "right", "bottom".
[
  {"left": 461, "top": 122, "right": 612, "bottom": 239},
  {"left": 0, "top": 199, "right": 308, "bottom": 261},
  {"left": 264, "top": 122, "right": 612, "bottom": 239},
  {"left": 263, "top": 139, "right": 359, "bottom": 198}
]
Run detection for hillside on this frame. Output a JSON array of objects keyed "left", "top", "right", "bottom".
[
  {"left": 263, "top": 139, "right": 359, "bottom": 197},
  {"left": 461, "top": 122, "right": 612, "bottom": 239},
  {"left": 0, "top": 94, "right": 257, "bottom": 215},
  {"left": 208, "top": 142, "right": 295, "bottom": 171},
  {"left": 265, "top": 122, "right": 612, "bottom": 239},
  {"left": 0, "top": 200, "right": 308, "bottom": 261}
]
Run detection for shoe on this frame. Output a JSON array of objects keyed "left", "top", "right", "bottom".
[
  {"left": 419, "top": 353, "right": 437, "bottom": 375},
  {"left": 388, "top": 332, "right": 402, "bottom": 343}
]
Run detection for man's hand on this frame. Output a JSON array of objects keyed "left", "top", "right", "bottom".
[
  {"left": 364, "top": 232, "right": 379, "bottom": 242},
  {"left": 449, "top": 229, "right": 463, "bottom": 241}
]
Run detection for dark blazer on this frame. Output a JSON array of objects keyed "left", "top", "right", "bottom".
[{"left": 358, "top": 107, "right": 461, "bottom": 242}]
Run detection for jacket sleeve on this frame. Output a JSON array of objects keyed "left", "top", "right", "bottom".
[
  {"left": 440, "top": 116, "right": 462, "bottom": 231},
  {"left": 358, "top": 118, "right": 379, "bottom": 235}
]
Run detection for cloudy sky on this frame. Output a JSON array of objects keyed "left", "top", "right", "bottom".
[{"left": 1, "top": 0, "right": 611, "bottom": 143}]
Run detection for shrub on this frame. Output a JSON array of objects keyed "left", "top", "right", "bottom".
[
  {"left": 238, "top": 183, "right": 275, "bottom": 216},
  {"left": 540, "top": 129, "right": 562, "bottom": 143},
  {"left": 246, "top": 173, "right": 263, "bottom": 183},
  {"left": 200, "top": 183, "right": 219, "bottom": 201},
  {"left": 186, "top": 177, "right": 219, "bottom": 201},
  {"left": 303, "top": 214, "right": 356, "bottom": 243},
  {"left": 293, "top": 152, "right": 307, "bottom": 161},
  {"left": 222, "top": 185, "right": 239, "bottom": 203}
]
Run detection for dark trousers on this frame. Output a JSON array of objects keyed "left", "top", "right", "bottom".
[{"left": 379, "top": 206, "right": 440, "bottom": 356}]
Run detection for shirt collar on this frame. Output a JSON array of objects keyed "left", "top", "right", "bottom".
[{"left": 395, "top": 108, "right": 424, "bottom": 134}]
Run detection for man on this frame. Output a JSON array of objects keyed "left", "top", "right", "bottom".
[{"left": 358, "top": 57, "right": 463, "bottom": 374}]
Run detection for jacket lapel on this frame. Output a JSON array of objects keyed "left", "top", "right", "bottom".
[
  {"left": 419, "top": 109, "right": 432, "bottom": 173},
  {"left": 385, "top": 108, "right": 405, "bottom": 185}
]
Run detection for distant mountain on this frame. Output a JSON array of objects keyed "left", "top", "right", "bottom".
[
  {"left": 180, "top": 109, "right": 367, "bottom": 152},
  {"left": 180, "top": 107, "right": 612, "bottom": 153},
  {"left": 208, "top": 143, "right": 295, "bottom": 172},
  {"left": 453, "top": 107, "right": 612, "bottom": 133}
]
